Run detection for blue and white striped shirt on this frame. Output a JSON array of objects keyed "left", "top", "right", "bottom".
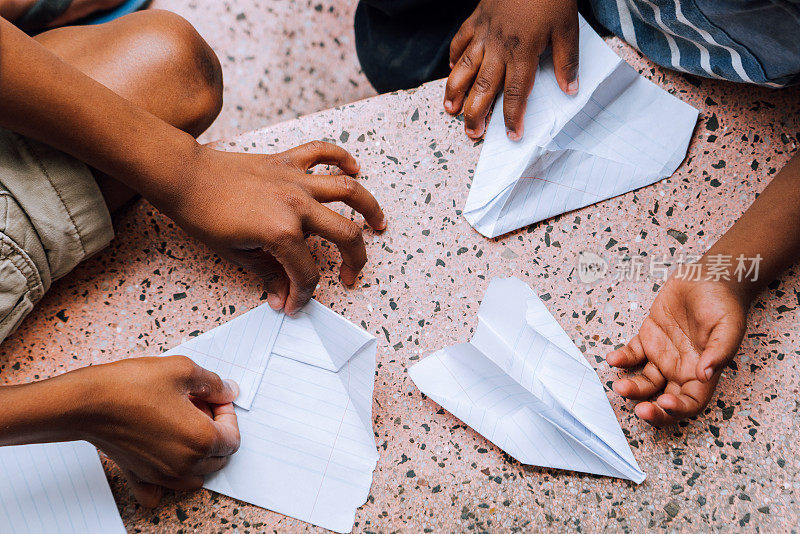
[{"left": 587, "top": 0, "right": 800, "bottom": 87}]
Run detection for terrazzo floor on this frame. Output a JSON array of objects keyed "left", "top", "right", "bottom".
[
  {"left": 2, "top": 1, "right": 800, "bottom": 532},
  {"left": 149, "top": 0, "right": 375, "bottom": 142}
]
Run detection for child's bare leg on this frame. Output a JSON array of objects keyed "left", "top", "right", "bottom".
[{"left": 32, "top": 9, "right": 223, "bottom": 211}]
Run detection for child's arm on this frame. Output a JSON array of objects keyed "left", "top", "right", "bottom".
[
  {"left": 0, "top": 357, "right": 239, "bottom": 507},
  {"left": 0, "top": 18, "right": 386, "bottom": 315},
  {"left": 444, "top": 0, "right": 579, "bottom": 140},
  {"left": 0, "top": 17, "right": 384, "bottom": 505},
  {"left": 607, "top": 152, "right": 800, "bottom": 425}
]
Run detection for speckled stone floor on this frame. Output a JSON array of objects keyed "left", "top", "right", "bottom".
[
  {"left": 2, "top": 1, "right": 800, "bottom": 533},
  {"left": 149, "top": 0, "right": 375, "bottom": 142}
]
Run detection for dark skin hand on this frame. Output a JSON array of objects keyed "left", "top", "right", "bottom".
[
  {"left": 607, "top": 275, "right": 746, "bottom": 425},
  {"left": 607, "top": 152, "right": 800, "bottom": 425},
  {"left": 445, "top": 0, "right": 579, "bottom": 140},
  {"left": 175, "top": 142, "right": 386, "bottom": 314},
  {"left": 0, "top": 17, "right": 386, "bottom": 315},
  {"left": 0, "top": 356, "right": 241, "bottom": 508}
]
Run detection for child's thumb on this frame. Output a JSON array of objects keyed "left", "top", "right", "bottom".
[
  {"left": 695, "top": 322, "right": 744, "bottom": 382},
  {"left": 123, "top": 469, "right": 163, "bottom": 508}
]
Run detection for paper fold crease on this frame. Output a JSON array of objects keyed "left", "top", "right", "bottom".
[{"left": 409, "top": 277, "right": 646, "bottom": 483}]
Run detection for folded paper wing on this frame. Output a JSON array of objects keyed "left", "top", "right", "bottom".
[
  {"left": 409, "top": 277, "right": 645, "bottom": 483},
  {"left": 464, "top": 17, "right": 699, "bottom": 238},
  {"left": 162, "top": 300, "right": 379, "bottom": 533}
]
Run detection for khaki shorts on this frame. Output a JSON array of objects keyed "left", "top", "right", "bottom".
[{"left": 0, "top": 129, "right": 113, "bottom": 342}]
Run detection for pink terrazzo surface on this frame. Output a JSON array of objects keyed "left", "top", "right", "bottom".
[
  {"left": 2, "top": 2, "right": 800, "bottom": 532},
  {"left": 148, "top": 0, "right": 375, "bottom": 142}
]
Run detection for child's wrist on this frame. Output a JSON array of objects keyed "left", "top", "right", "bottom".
[
  {"left": 101, "top": 120, "right": 201, "bottom": 210},
  {"left": 694, "top": 255, "right": 758, "bottom": 306},
  {"left": 0, "top": 370, "right": 98, "bottom": 446}
]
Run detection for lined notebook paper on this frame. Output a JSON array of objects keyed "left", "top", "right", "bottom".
[
  {"left": 464, "top": 16, "right": 699, "bottom": 237},
  {"left": 0, "top": 441, "right": 125, "bottom": 533},
  {"left": 162, "top": 300, "right": 379, "bottom": 533},
  {"left": 409, "top": 277, "right": 645, "bottom": 483},
  {"left": 161, "top": 304, "right": 283, "bottom": 410}
]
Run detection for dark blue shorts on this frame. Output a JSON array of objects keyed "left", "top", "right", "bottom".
[{"left": 354, "top": 0, "right": 609, "bottom": 93}]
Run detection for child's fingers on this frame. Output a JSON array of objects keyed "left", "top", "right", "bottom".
[
  {"left": 462, "top": 51, "right": 505, "bottom": 138},
  {"left": 502, "top": 59, "right": 538, "bottom": 141},
  {"left": 231, "top": 250, "right": 290, "bottom": 309},
  {"left": 304, "top": 203, "right": 368, "bottom": 287},
  {"left": 157, "top": 475, "right": 206, "bottom": 492},
  {"left": 445, "top": 42, "right": 485, "bottom": 115},
  {"left": 191, "top": 456, "right": 230, "bottom": 476},
  {"left": 659, "top": 377, "right": 717, "bottom": 418},
  {"left": 185, "top": 364, "right": 239, "bottom": 406},
  {"left": 282, "top": 141, "right": 360, "bottom": 174},
  {"left": 267, "top": 235, "right": 319, "bottom": 315},
  {"left": 606, "top": 335, "right": 647, "bottom": 368},
  {"left": 184, "top": 246, "right": 290, "bottom": 310},
  {"left": 633, "top": 401, "right": 674, "bottom": 426},
  {"left": 208, "top": 402, "right": 241, "bottom": 457},
  {"left": 266, "top": 271, "right": 290, "bottom": 310},
  {"left": 123, "top": 469, "right": 163, "bottom": 508},
  {"left": 239, "top": 250, "right": 289, "bottom": 309},
  {"left": 695, "top": 317, "right": 745, "bottom": 382},
  {"left": 612, "top": 361, "right": 666, "bottom": 399},
  {"left": 656, "top": 392, "right": 701, "bottom": 419},
  {"left": 299, "top": 173, "right": 386, "bottom": 230},
  {"left": 449, "top": 19, "right": 475, "bottom": 68},
  {"left": 551, "top": 19, "right": 580, "bottom": 95}
]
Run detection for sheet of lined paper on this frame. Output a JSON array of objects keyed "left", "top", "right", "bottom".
[
  {"left": 161, "top": 303, "right": 284, "bottom": 410},
  {"left": 0, "top": 441, "right": 125, "bottom": 534},
  {"left": 163, "top": 299, "right": 379, "bottom": 533}
]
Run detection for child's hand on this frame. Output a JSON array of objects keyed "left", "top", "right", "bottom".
[
  {"left": 606, "top": 275, "right": 747, "bottom": 425},
  {"left": 164, "top": 141, "right": 386, "bottom": 315},
  {"left": 445, "top": 0, "right": 579, "bottom": 140},
  {"left": 78, "top": 356, "right": 240, "bottom": 507}
]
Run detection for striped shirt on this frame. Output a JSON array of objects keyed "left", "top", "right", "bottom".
[{"left": 587, "top": 0, "right": 800, "bottom": 87}]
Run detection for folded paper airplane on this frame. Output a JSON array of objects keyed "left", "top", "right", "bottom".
[
  {"left": 162, "top": 300, "right": 379, "bottom": 533},
  {"left": 465, "top": 17, "right": 699, "bottom": 238},
  {"left": 409, "top": 277, "right": 646, "bottom": 483}
]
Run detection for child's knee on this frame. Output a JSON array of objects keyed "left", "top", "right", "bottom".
[{"left": 132, "top": 9, "right": 223, "bottom": 133}]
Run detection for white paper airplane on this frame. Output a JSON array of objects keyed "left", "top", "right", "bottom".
[
  {"left": 464, "top": 17, "right": 699, "bottom": 238},
  {"left": 162, "top": 300, "right": 379, "bottom": 533},
  {"left": 409, "top": 277, "right": 646, "bottom": 483}
]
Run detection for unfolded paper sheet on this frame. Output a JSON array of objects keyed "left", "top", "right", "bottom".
[
  {"left": 162, "top": 300, "right": 379, "bottom": 533},
  {"left": 0, "top": 441, "right": 126, "bottom": 534},
  {"left": 409, "top": 277, "right": 646, "bottom": 483},
  {"left": 465, "top": 17, "right": 699, "bottom": 238}
]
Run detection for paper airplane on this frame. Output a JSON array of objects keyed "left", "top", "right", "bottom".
[
  {"left": 464, "top": 17, "right": 699, "bottom": 238},
  {"left": 409, "top": 277, "right": 646, "bottom": 483},
  {"left": 162, "top": 300, "right": 379, "bottom": 533}
]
